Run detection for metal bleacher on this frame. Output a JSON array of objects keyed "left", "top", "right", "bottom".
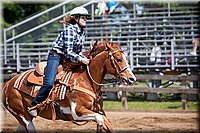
[{"left": 1, "top": 1, "right": 199, "bottom": 75}]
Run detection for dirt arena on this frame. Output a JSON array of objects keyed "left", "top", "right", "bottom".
[{"left": 1, "top": 108, "right": 199, "bottom": 133}]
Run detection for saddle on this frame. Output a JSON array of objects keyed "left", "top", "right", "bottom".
[
  {"left": 27, "top": 62, "right": 64, "bottom": 86},
  {"left": 14, "top": 62, "right": 72, "bottom": 100}
]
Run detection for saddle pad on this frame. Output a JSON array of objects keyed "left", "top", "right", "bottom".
[
  {"left": 14, "top": 69, "right": 72, "bottom": 100},
  {"left": 52, "top": 71, "right": 72, "bottom": 100},
  {"left": 14, "top": 69, "right": 36, "bottom": 96}
]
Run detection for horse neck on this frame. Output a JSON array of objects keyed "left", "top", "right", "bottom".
[{"left": 88, "top": 51, "right": 108, "bottom": 89}]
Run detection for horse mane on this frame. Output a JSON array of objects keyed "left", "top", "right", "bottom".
[{"left": 83, "top": 40, "right": 121, "bottom": 58}]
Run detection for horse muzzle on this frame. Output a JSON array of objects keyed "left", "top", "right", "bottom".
[
  {"left": 128, "top": 77, "right": 136, "bottom": 84},
  {"left": 121, "top": 76, "right": 136, "bottom": 85}
]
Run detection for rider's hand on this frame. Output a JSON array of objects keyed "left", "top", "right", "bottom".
[{"left": 81, "top": 57, "right": 90, "bottom": 65}]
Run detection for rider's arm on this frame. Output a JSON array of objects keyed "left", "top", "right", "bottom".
[{"left": 63, "top": 27, "right": 82, "bottom": 63}]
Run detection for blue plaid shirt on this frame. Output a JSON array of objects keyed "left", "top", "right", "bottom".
[{"left": 52, "top": 24, "right": 86, "bottom": 63}]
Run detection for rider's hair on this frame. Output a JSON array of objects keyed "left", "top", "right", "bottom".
[{"left": 59, "top": 15, "right": 78, "bottom": 25}]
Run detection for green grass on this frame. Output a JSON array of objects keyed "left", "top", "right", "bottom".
[{"left": 103, "top": 101, "right": 199, "bottom": 110}]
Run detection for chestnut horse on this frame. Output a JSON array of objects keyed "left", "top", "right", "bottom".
[{"left": 2, "top": 41, "right": 136, "bottom": 133}]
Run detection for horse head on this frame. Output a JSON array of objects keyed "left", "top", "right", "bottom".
[{"left": 89, "top": 41, "right": 136, "bottom": 85}]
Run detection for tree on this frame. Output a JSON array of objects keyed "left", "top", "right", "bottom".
[{"left": 3, "top": 2, "right": 56, "bottom": 27}]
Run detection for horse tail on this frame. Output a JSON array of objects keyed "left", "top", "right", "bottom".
[
  {"left": 0, "top": 82, "right": 9, "bottom": 116},
  {"left": 1, "top": 80, "right": 10, "bottom": 96},
  {"left": 0, "top": 83, "right": 6, "bottom": 104},
  {"left": 1, "top": 83, "right": 6, "bottom": 94},
  {"left": 1, "top": 79, "right": 12, "bottom": 109},
  {"left": 0, "top": 99, "right": 7, "bottom": 116}
]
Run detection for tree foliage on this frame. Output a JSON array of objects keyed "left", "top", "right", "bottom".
[
  {"left": 3, "top": 1, "right": 83, "bottom": 28},
  {"left": 3, "top": 2, "right": 56, "bottom": 27}
]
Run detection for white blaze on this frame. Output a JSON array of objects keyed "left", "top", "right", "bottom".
[{"left": 122, "top": 53, "right": 136, "bottom": 81}]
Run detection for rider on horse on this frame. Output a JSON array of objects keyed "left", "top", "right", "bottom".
[{"left": 29, "top": 6, "right": 90, "bottom": 117}]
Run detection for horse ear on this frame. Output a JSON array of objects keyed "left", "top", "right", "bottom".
[
  {"left": 90, "top": 41, "right": 94, "bottom": 50},
  {"left": 94, "top": 40, "right": 98, "bottom": 46},
  {"left": 90, "top": 40, "right": 98, "bottom": 51},
  {"left": 105, "top": 41, "right": 112, "bottom": 49}
]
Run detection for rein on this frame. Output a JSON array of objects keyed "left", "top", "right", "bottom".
[
  {"left": 86, "top": 65, "right": 117, "bottom": 86},
  {"left": 86, "top": 49, "right": 128, "bottom": 86}
]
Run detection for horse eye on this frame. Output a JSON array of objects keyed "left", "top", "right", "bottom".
[{"left": 116, "top": 58, "right": 122, "bottom": 62}]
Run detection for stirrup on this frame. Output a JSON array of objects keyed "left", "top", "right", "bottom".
[
  {"left": 28, "top": 105, "right": 38, "bottom": 111},
  {"left": 28, "top": 108, "right": 38, "bottom": 117},
  {"left": 28, "top": 103, "right": 44, "bottom": 117},
  {"left": 28, "top": 105, "right": 38, "bottom": 117}
]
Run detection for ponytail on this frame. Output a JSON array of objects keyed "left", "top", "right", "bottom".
[{"left": 59, "top": 15, "right": 78, "bottom": 25}]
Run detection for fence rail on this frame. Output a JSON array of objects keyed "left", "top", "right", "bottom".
[
  {"left": 102, "top": 74, "right": 199, "bottom": 110},
  {"left": 102, "top": 86, "right": 199, "bottom": 110}
]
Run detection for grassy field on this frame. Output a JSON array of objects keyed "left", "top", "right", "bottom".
[{"left": 103, "top": 101, "right": 199, "bottom": 110}]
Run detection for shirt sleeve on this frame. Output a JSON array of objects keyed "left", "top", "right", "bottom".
[{"left": 63, "top": 28, "right": 82, "bottom": 62}]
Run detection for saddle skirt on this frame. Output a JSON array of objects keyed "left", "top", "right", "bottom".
[{"left": 14, "top": 62, "right": 72, "bottom": 101}]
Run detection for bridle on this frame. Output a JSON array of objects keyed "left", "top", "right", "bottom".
[
  {"left": 108, "top": 50, "right": 128, "bottom": 78},
  {"left": 87, "top": 48, "right": 128, "bottom": 86}
]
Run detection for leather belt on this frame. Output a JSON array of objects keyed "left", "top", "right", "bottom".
[{"left": 50, "top": 50, "right": 64, "bottom": 59}]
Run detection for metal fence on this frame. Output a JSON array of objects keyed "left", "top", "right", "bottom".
[
  {"left": 1, "top": 39, "right": 198, "bottom": 73},
  {"left": 1, "top": 1, "right": 199, "bottom": 73}
]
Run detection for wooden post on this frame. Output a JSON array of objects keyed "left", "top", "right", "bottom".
[
  {"left": 181, "top": 93, "right": 187, "bottom": 110},
  {"left": 181, "top": 79, "right": 187, "bottom": 110},
  {"left": 121, "top": 90, "right": 128, "bottom": 109}
]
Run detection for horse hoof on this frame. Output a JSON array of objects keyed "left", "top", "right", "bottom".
[
  {"left": 96, "top": 124, "right": 103, "bottom": 133},
  {"left": 28, "top": 109, "right": 38, "bottom": 117}
]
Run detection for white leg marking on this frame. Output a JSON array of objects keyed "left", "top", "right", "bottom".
[
  {"left": 60, "top": 106, "right": 71, "bottom": 114},
  {"left": 70, "top": 102, "right": 104, "bottom": 125},
  {"left": 20, "top": 116, "right": 36, "bottom": 133},
  {"left": 5, "top": 97, "right": 36, "bottom": 132}
]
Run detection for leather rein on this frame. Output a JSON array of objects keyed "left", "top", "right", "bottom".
[{"left": 87, "top": 49, "right": 128, "bottom": 86}]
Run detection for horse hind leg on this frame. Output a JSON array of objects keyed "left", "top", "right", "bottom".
[
  {"left": 17, "top": 115, "right": 36, "bottom": 133},
  {"left": 5, "top": 100, "right": 36, "bottom": 133},
  {"left": 3, "top": 88, "right": 36, "bottom": 132}
]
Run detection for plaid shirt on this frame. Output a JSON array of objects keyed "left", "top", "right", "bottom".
[{"left": 52, "top": 24, "right": 86, "bottom": 63}]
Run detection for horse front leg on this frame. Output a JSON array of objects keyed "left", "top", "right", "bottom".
[
  {"left": 96, "top": 124, "right": 103, "bottom": 133},
  {"left": 70, "top": 102, "right": 113, "bottom": 133}
]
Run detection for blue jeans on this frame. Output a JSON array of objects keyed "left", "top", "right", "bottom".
[{"left": 31, "top": 52, "right": 62, "bottom": 106}]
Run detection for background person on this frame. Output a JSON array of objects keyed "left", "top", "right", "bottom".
[
  {"left": 107, "top": 0, "right": 118, "bottom": 14},
  {"left": 190, "top": 38, "right": 199, "bottom": 56},
  {"left": 95, "top": 0, "right": 108, "bottom": 16}
]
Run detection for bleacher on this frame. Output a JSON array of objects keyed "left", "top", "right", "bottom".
[{"left": 1, "top": 1, "right": 199, "bottom": 75}]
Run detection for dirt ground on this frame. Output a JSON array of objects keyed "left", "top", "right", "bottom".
[{"left": 0, "top": 108, "right": 199, "bottom": 133}]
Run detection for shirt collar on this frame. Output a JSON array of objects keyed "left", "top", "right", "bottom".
[
  {"left": 73, "top": 23, "right": 86, "bottom": 35},
  {"left": 73, "top": 24, "right": 81, "bottom": 33}
]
